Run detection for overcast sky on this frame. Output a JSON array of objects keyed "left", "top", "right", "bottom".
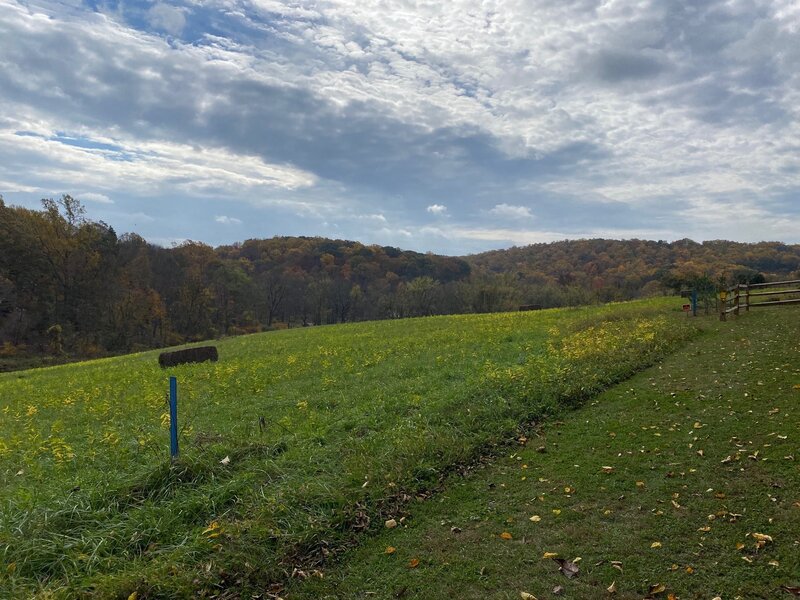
[{"left": 1, "top": 0, "right": 799, "bottom": 254}]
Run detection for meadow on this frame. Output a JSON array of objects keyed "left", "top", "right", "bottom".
[
  {"left": 0, "top": 298, "right": 698, "bottom": 598},
  {"left": 291, "top": 307, "right": 800, "bottom": 599}
]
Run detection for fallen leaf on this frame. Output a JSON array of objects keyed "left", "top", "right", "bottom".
[
  {"left": 752, "top": 532, "right": 773, "bottom": 543},
  {"left": 127, "top": 593, "right": 138, "bottom": 600},
  {"left": 543, "top": 552, "right": 559, "bottom": 559},
  {"left": 500, "top": 532, "right": 513, "bottom": 540},
  {"left": 385, "top": 519, "right": 398, "bottom": 529},
  {"left": 520, "top": 593, "right": 538, "bottom": 600},
  {"left": 553, "top": 558, "right": 580, "bottom": 579},
  {"left": 736, "top": 542, "right": 745, "bottom": 550},
  {"left": 408, "top": 558, "right": 420, "bottom": 568},
  {"left": 607, "top": 581, "right": 617, "bottom": 594},
  {"left": 668, "top": 594, "right": 678, "bottom": 600},
  {"left": 636, "top": 481, "right": 646, "bottom": 488},
  {"left": 385, "top": 546, "right": 396, "bottom": 555},
  {"left": 610, "top": 560, "right": 623, "bottom": 573},
  {"left": 219, "top": 456, "right": 231, "bottom": 466},
  {"left": 768, "top": 560, "right": 779, "bottom": 567},
  {"left": 698, "top": 526, "right": 711, "bottom": 532},
  {"left": 552, "top": 509, "right": 562, "bottom": 515},
  {"left": 648, "top": 583, "right": 666, "bottom": 595},
  {"left": 741, "top": 556, "right": 752, "bottom": 563},
  {"left": 202, "top": 521, "right": 221, "bottom": 536},
  {"left": 602, "top": 466, "right": 615, "bottom": 473},
  {"left": 651, "top": 541, "right": 662, "bottom": 548},
  {"left": 552, "top": 586, "right": 564, "bottom": 595},
  {"left": 529, "top": 515, "right": 541, "bottom": 522},
  {"left": 685, "top": 566, "right": 694, "bottom": 574}
]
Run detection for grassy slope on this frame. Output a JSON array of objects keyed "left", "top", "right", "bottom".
[
  {"left": 0, "top": 298, "right": 696, "bottom": 598},
  {"left": 291, "top": 307, "right": 800, "bottom": 600}
]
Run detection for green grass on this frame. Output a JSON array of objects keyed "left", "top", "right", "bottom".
[
  {"left": 0, "top": 298, "right": 697, "bottom": 598},
  {"left": 289, "top": 306, "right": 800, "bottom": 600}
]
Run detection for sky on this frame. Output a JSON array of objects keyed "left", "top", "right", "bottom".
[{"left": 1, "top": 0, "right": 799, "bottom": 255}]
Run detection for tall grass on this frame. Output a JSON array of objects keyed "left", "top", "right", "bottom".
[{"left": 0, "top": 298, "right": 698, "bottom": 598}]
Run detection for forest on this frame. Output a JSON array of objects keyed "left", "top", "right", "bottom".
[{"left": 1, "top": 195, "right": 799, "bottom": 367}]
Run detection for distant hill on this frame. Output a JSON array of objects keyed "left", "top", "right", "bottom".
[
  {"left": 465, "top": 238, "right": 800, "bottom": 301},
  {"left": 3, "top": 195, "right": 799, "bottom": 363},
  {"left": 0, "top": 197, "right": 472, "bottom": 360}
]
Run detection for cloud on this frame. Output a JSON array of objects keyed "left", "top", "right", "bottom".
[
  {"left": 585, "top": 49, "right": 667, "bottom": 83},
  {"left": 355, "top": 213, "right": 387, "bottom": 222},
  {"left": 79, "top": 192, "right": 113, "bottom": 204},
  {"left": 0, "top": 0, "right": 799, "bottom": 252},
  {"left": 377, "top": 226, "right": 411, "bottom": 238},
  {"left": 489, "top": 203, "right": 533, "bottom": 219},
  {"left": 146, "top": 3, "right": 187, "bottom": 36},
  {"left": 0, "top": 124, "right": 317, "bottom": 198},
  {"left": 215, "top": 215, "right": 242, "bottom": 225}
]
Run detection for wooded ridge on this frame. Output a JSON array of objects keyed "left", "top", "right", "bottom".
[{"left": 1, "top": 195, "right": 798, "bottom": 367}]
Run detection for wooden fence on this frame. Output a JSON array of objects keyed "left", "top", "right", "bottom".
[{"left": 719, "top": 279, "right": 800, "bottom": 321}]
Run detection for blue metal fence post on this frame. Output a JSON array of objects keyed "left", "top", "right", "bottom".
[
  {"left": 169, "top": 376, "right": 179, "bottom": 459},
  {"left": 691, "top": 289, "right": 698, "bottom": 317}
]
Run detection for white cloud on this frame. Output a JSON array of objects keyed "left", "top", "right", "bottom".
[
  {"left": 79, "top": 192, "right": 113, "bottom": 204},
  {"left": 215, "top": 215, "right": 243, "bottom": 225},
  {"left": 0, "top": 123, "right": 318, "bottom": 198},
  {"left": 488, "top": 203, "right": 533, "bottom": 219},
  {"left": 1, "top": 0, "right": 800, "bottom": 250},
  {"left": 0, "top": 180, "right": 39, "bottom": 193},
  {"left": 377, "top": 226, "right": 412, "bottom": 238},
  {"left": 355, "top": 213, "right": 387, "bottom": 222},
  {"left": 146, "top": 3, "right": 187, "bottom": 36}
]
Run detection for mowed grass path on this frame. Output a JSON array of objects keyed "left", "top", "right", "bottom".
[
  {"left": 0, "top": 299, "right": 696, "bottom": 598},
  {"left": 291, "top": 307, "right": 800, "bottom": 600}
]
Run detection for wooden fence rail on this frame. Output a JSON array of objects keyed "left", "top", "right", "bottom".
[{"left": 719, "top": 279, "right": 800, "bottom": 321}]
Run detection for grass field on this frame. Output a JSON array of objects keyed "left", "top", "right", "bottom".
[
  {"left": 290, "top": 306, "right": 800, "bottom": 600},
  {"left": 0, "top": 298, "right": 696, "bottom": 598}
]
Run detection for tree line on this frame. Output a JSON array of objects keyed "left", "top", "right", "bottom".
[{"left": 2, "top": 195, "right": 799, "bottom": 367}]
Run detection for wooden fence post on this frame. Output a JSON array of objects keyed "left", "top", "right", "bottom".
[
  {"left": 719, "top": 290, "right": 727, "bottom": 321},
  {"left": 745, "top": 284, "right": 750, "bottom": 312}
]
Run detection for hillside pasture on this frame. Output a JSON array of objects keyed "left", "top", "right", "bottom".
[
  {"left": 291, "top": 306, "right": 800, "bottom": 599},
  {"left": 0, "top": 298, "right": 697, "bottom": 598}
]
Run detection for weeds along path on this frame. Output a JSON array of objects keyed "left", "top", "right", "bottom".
[
  {"left": 290, "top": 307, "right": 800, "bottom": 600},
  {"left": 0, "top": 299, "right": 699, "bottom": 598}
]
